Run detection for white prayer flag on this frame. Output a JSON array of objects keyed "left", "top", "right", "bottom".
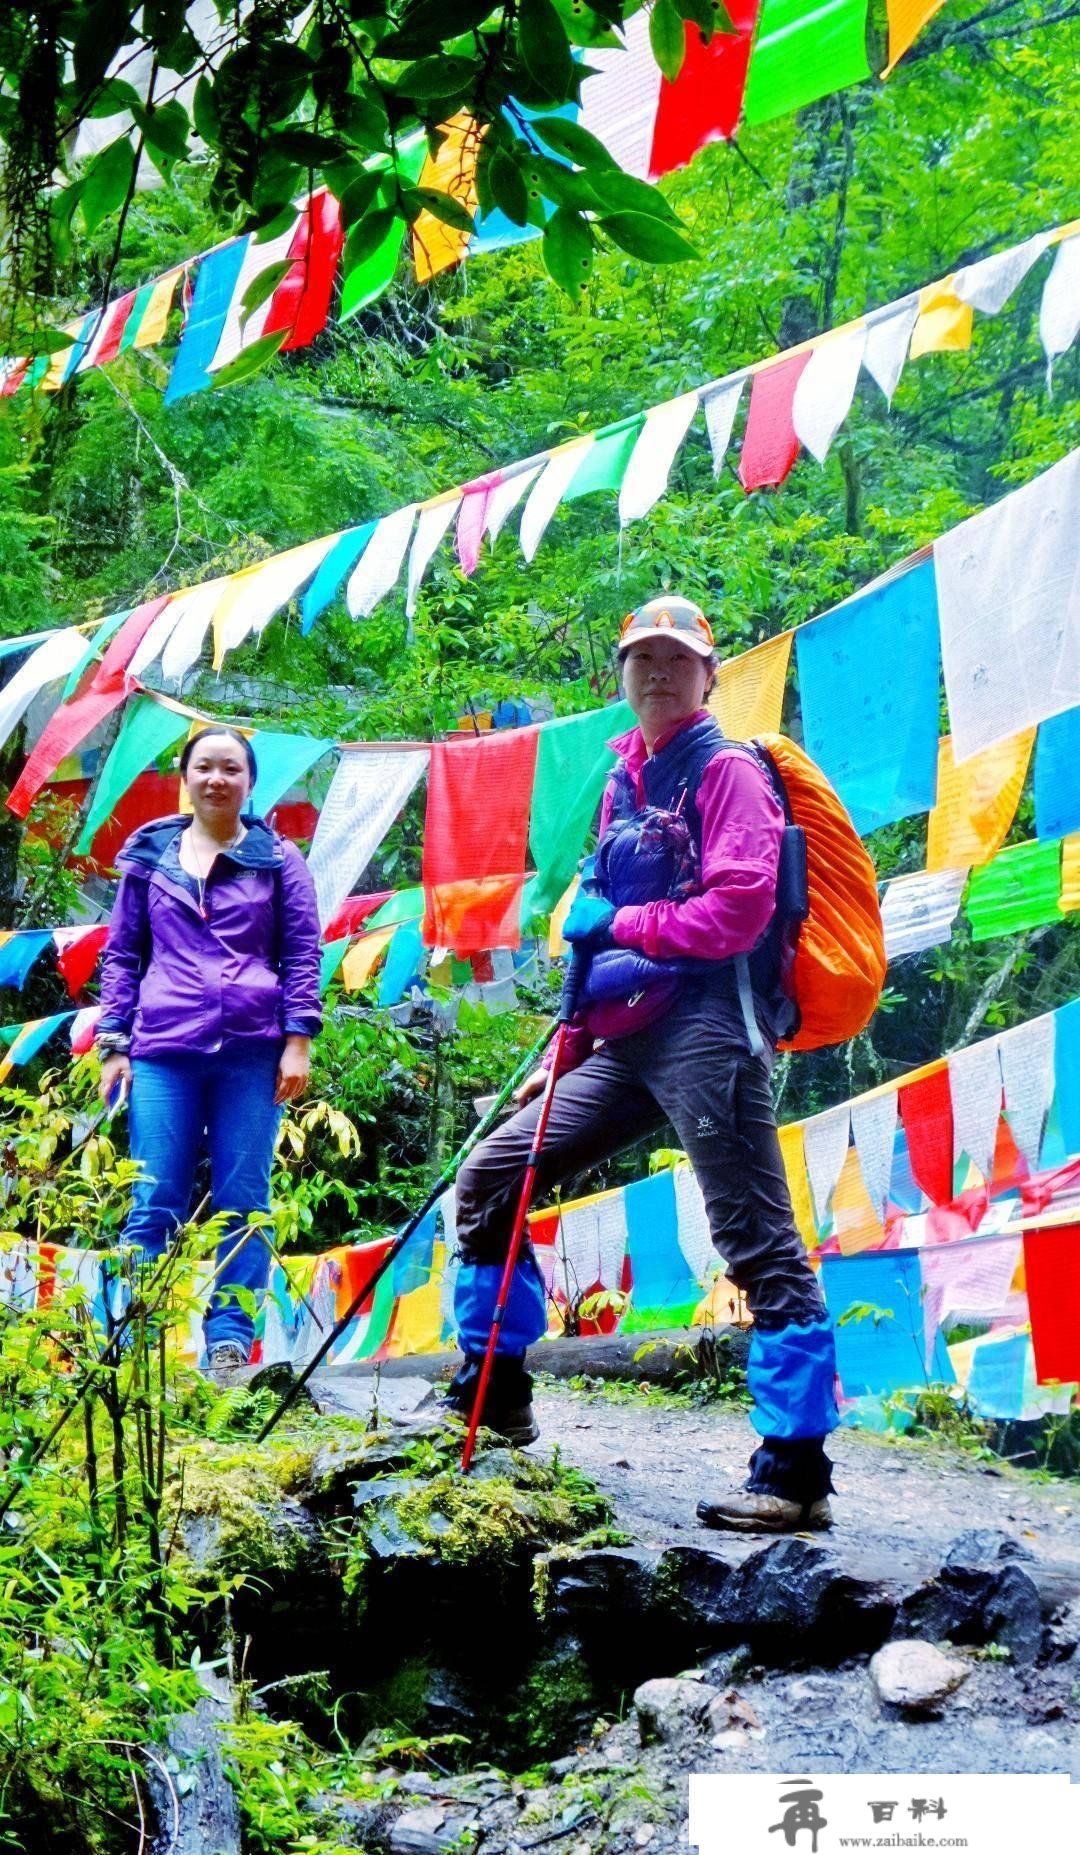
[
  {"left": 577, "top": 4, "right": 660, "bottom": 180},
  {"left": 346, "top": 505, "right": 417, "bottom": 618},
  {"left": 214, "top": 538, "right": 334, "bottom": 663},
  {"left": 791, "top": 325, "right": 867, "bottom": 465},
  {"left": 850, "top": 1092, "right": 898, "bottom": 1217},
  {"left": 125, "top": 594, "right": 193, "bottom": 681},
  {"left": 996, "top": 1012, "right": 1056, "bottom": 1170},
  {"left": 0, "top": 629, "right": 88, "bottom": 754},
  {"left": 519, "top": 440, "right": 592, "bottom": 562},
  {"left": 919, "top": 1234, "right": 1021, "bottom": 1364},
  {"left": 935, "top": 449, "right": 1080, "bottom": 762},
  {"left": 160, "top": 578, "right": 230, "bottom": 685},
  {"left": 702, "top": 378, "right": 743, "bottom": 475},
  {"left": 881, "top": 868, "right": 969, "bottom": 961},
  {"left": 947, "top": 1035, "right": 1003, "bottom": 1182},
  {"left": 307, "top": 748, "right": 428, "bottom": 925},
  {"left": 406, "top": 496, "right": 461, "bottom": 617},
  {"left": 485, "top": 464, "right": 542, "bottom": 546},
  {"left": 673, "top": 1165, "right": 715, "bottom": 1285},
  {"left": 209, "top": 215, "right": 302, "bottom": 373},
  {"left": 1039, "top": 235, "right": 1080, "bottom": 376},
  {"left": 954, "top": 232, "right": 1052, "bottom": 315},
  {"left": 862, "top": 299, "right": 920, "bottom": 404},
  {"left": 618, "top": 391, "right": 700, "bottom": 525},
  {"left": 803, "top": 1105, "right": 851, "bottom": 1227}
]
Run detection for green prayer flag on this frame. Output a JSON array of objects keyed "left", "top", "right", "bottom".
[
  {"left": 119, "top": 281, "right": 156, "bottom": 352},
  {"left": 965, "top": 839, "right": 1063, "bottom": 942},
  {"left": 564, "top": 417, "right": 644, "bottom": 502},
  {"left": 320, "top": 937, "right": 349, "bottom": 993},
  {"left": 367, "top": 886, "right": 425, "bottom": 931},
  {"left": 76, "top": 697, "right": 190, "bottom": 855},
  {"left": 526, "top": 700, "right": 634, "bottom": 917},
  {"left": 742, "top": 0, "right": 871, "bottom": 126},
  {"left": 349, "top": 1261, "right": 398, "bottom": 1360},
  {"left": 339, "top": 142, "right": 426, "bottom": 322},
  {"left": 62, "top": 608, "right": 133, "bottom": 700}
]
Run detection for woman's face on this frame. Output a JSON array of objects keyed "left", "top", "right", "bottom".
[
  {"left": 182, "top": 735, "right": 252, "bottom": 825},
  {"left": 621, "top": 636, "right": 711, "bottom": 742}
]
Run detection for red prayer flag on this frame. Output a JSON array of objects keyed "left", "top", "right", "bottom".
[
  {"left": 91, "top": 291, "right": 137, "bottom": 369},
  {"left": 898, "top": 1068, "right": 954, "bottom": 1206},
  {"left": 1022, "top": 1225, "right": 1080, "bottom": 1384},
  {"left": 737, "top": 350, "right": 812, "bottom": 492},
  {"left": 264, "top": 188, "right": 344, "bottom": 353},
  {"left": 323, "top": 892, "right": 396, "bottom": 942},
  {"left": 455, "top": 471, "right": 503, "bottom": 576},
  {"left": 649, "top": 3, "right": 762, "bottom": 177},
  {"left": 55, "top": 924, "right": 109, "bottom": 998},
  {"left": 7, "top": 597, "right": 170, "bottom": 818},
  {"left": 422, "top": 729, "right": 539, "bottom": 952}
]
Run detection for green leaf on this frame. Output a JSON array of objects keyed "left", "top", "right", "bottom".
[
  {"left": 586, "top": 167, "right": 682, "bottom": 223},
  {"left": 331, "top": 89, "right": 390, "bottom": 152},
  {"left": 342, "top": 209, "right": 400, "bottom": 276},
  {"left": 518, "top": 0, "right": 575, "bottom": 100},
  {"left": 551, "top": 0, "right": 624, "bottom": 47},
  {"left": 599, "top": 211, "right": 698, "bottom": 262},
  {"left": 80, "top": 138, "right": 136, "bottom": 234},
  {"left": 676, "top": 0, "right": 737, "bottom": 36},
  {"left": 531, "top": 113, "right": 619, "bottom": 171},
  {"left": 211, "top": 330, "right": 288, "bottom": 390},
  {"left": 649, "top": 0, "right": 687, "bottom": 81},
  {"left": 192, "top": 74, "right": 220, "bottom": 145},
  {"left": 488, "top": 149, "right": 530, "bottom": 227},
  {"left": 397, "top": 55, "right": 476, "bottom": 99},
  {"left": 336, "top": 168, "right": 386, "bottom": 229},
  {"left": 240, "top": 260, "right": 291, "bottom": 325},
  {"left": 273, "top": 128, "right": 345, "bottom": 165},
  {"left": 136, "top": 98, "right": 190, "bottom": 171},
  {"left": 398, "top": 0, "right": 495, "bottom": 40},
  {"left": 543, "top": 205, "right": 594, "bottom": 298},
  {"left": 87, "top": 77, "right": 142, "bottom": 120},
  {"left": 404, "top": 186, "right": 476, "bottom": 234}
]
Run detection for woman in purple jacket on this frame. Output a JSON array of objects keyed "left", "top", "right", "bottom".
[
  {"left": 444, "top": 598, "right": 838, "bottom": 1534},
  {"left": 96, "top": 727, "right": 322, "bottom": 1372}
]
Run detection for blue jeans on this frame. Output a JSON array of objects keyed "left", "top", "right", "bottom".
[{"left": 124, "top": 1046, "right": 282, "bottom": 1357}]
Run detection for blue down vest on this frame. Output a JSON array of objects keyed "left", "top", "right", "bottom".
[{"left": 578, "top": 714, "right": 788, "bottom": 1028}]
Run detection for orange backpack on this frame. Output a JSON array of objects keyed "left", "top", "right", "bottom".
[{"left": 752, "top": 734, "right": 887, "bottom": 1052}]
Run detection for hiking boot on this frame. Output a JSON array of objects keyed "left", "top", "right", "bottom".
[
  {"left": 426, "top": 1385, "right": 540, "bottom": 1447},
  {"left": 206, "top": 1341, "right": 247, "bottom": 1384},
  {"left": 425, "top": 1351, "right": 540, "bottom": 1447},
  {"left": 696, "top": 1487, "right": 834, "bottom": 1534}
]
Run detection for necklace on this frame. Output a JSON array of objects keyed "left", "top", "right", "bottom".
[{"left": 186, "top": 824, "right": 244, "bottom": 921}]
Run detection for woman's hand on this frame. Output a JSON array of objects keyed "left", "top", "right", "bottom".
[
  {"left": 513, "top": 1068, "right": 548, "bottom": 1106},
  {"left": 99, "top": 1053, "right": 132, "bottom": 1105},
  {"left": 275, "top": 1035, "right": 311, "bottom": 1105}
]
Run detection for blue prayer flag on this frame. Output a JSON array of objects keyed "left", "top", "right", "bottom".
[
  {"left": 0, "top": 933, "right": 52, "bottom": 991},
  {"left": 249, "top": 731, "right": 332, "bottom": 817},
  {"left": 392, "top": 1205, "right": 437, "bottom": 1297},
  {"left": 1054, "top": 999, "right": 1080, "bottom": 1157},
  {"left": 378, "top": 920, "right": 424, "bottom": 1007},
  {"left": 300, "top": 525, "right": 375, "bottom": 633},
  {"left": 1034, "top": 710, "right": 1080, "bottom": 840},
  {"left": 624, "top": 1171, "right": 699, "bottom": 1313},
  {"left": 164, "top": 239, "right": 249, "bottom": 404},
  {"left": 796, "top": 558, "right": 941, "bottom": 836},
  {"left": 966, "top": 1332, "right": 1028, "bottom": 1420},
  {"left": 822, "top": 1248, "right": 954, "bottom": 1398}
]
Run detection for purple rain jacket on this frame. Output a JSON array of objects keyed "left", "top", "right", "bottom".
[{"left": 96, "top": 814, "right": 323, "bottom": 1060}]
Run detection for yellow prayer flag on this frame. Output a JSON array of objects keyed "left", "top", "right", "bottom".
[
  {"left": 412, "top": 114, "right": 482, "bottom": 283},
  {"left": 131, "top": 268, "right": 183, "bottom": 350},
  {"left": 777, "top": 1120, "right": 818, "bottom": 1250},
  {"left": 1060, "top": 834, "right": 1080, "bottom": 913},
  {"left": 926, "top": 732, "right": 1034, "bottom": 872},
  {"left": 832, "top": 1146, "right": 886, "bottom": 1257},
  {"left": 708, "top": 630, "right": 793, "bottom": 740},
  {"left": 341, "top": 925, "right": 396, "bottom": 992},
  {"left": 881, "top": 0, "right": 949, "bottom": 77},
  {"left": 909, "top": 277, "right": 973, "bottom": 358},
  {"left": 548, "top": 876, "right": 578, "bottom": 958},
  {"left": 38, "top": 325, "right": 83, "bottom": 392},
  {"left": 387, "top": 1261, "right": 446, "bottom": 1356}
]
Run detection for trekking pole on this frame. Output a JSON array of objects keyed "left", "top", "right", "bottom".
[
  {"left": 460, "top": 949, "right": 586, "bottom": 1474},
  {"left": 256, "top": 1014, "right": 561, "bottom": 1442}
]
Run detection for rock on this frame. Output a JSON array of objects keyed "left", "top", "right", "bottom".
[
  {"left": 389, "top": 1803, "right": 450, "bottom": 1854},
  {"left": 944, "top": 1528, "right": 1037, "bottom": 1567},
  {"left": 248, "top": 1360, "right": 311, "bottom": 1403},
  {"left": 702, "top": 1645, "right": 753, "bottom": 1686},
  {"left": 1043, "top": 1597, "right": 1080, "bottom": 1662},
  {"left": 634, "top": 1676, "right": 718, "bottom": 1745},
  {"left": 147, "top": 1669, "right": 241, "bottom": 1855},
  {"left": 540, "top": 1547, "right": 660, "bottom": 1629},
  {"left": 982, "top": 1562, "right": 1044, "bottom": 1666},
  {"left": 306, "top": 1374, "right": 436, "bottom": 1424},
  {"left": 869, "top": 1640, "right": 970, "bottom": 1711}
]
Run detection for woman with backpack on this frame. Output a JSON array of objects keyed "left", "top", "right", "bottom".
[
  {"left": 444, "top": 596, "right": 839, "bottom": 1533},
  {"left": 95, "top": 726, "right": 322, "bottom": 1375}
]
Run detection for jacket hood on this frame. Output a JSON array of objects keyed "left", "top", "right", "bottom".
[{"left": 116, "top": 813, "right": 286, "bottom": 877}]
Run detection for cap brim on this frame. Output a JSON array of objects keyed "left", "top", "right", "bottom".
[{"left": 617, "top": 626, "right": 714, "bottom": 658}]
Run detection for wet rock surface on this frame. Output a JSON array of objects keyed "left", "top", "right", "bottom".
[{"left": 869, "top": 1640, "right": 971, "bottom": 1710}]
